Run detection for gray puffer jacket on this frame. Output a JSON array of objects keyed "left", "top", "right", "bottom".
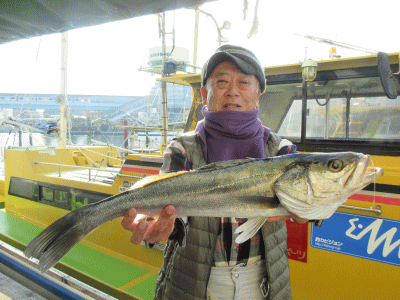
[{"left": 154, "top": 131, "right": 292, "bottom": 300}]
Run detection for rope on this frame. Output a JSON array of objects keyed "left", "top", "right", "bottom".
[
  {"left": 243, "top": 0, "right": 248, "bottom": 20},
  {"left": 74, "top": 146, "right": 125, "bottom": 165},
  {"left": 247, "top": 0, "right": 260, "bottom": 39}
]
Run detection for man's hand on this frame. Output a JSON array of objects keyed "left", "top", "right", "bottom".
[
  {"left": 121, "top": 205, "right": 176, "bottom": 244},
  {"left": 267, "top": 212, "right": 308, "bottom": 224}
]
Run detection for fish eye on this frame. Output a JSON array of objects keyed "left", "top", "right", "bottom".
[{"left": 328, "top": 159, "right": 343, "bottom": 172}]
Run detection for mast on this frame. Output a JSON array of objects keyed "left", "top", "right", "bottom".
[
  {"left": 59, "top": 31, "right": 68, "bottom": 148},
  {"left": 193, "top": 8, "right": 199, "bottom": 73},
  {"left": 160, "top": 12, "right": 168, "bottom": 149}
]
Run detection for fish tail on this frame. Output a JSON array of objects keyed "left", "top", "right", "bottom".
[{"left": 24, "top": 203, "right": 116, "bottom": 272}]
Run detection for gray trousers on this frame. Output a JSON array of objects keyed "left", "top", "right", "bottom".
[{"left": 207, "top": 260, "right": 268, "bottom": 300}]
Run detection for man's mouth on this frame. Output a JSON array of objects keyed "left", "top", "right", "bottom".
[{"left": 224, "top": 104, "right": 241, "bottom": 109}]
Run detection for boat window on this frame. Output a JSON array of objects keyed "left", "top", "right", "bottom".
[
  {"left": 277, "top": 97, "right": 349, "bottom": 140},
  {"left": 276, "top": 99, "right": 301, "bottom": 139},
  {"left": 277, "top": 76, "right": 400, "bottom": 143},
  {"left": 54, "top": 189, "right": 69, "bottom": 204},
  {"left": 8, "top": 177, "right": 111, "bottom": 211},
  {"left": 9, "top": 177, "right": 39, "bottom": 201},
  {"left": 363, "top": 102, "right": 400, "bottom": 140},
  {"left": 70, "top": 194, "right": 90, "bottom": 210},
  {"left": 41, "top": 186, "right": 54, "bottom": 201}
]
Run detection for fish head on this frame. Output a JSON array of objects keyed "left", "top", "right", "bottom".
[{"left": 274, "top": 152, "right": 384, "bottom": 219}]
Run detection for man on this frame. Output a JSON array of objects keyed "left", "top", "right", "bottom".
[{"left": 121, "top": 45, "right": 307, "bottom": 299}]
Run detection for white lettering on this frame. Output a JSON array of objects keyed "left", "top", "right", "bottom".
[{"left": 346, "top": 218, "right": 400, "bottom": 258}]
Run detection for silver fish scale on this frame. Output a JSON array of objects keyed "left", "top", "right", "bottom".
[{"left": 97, "top": 158, "right": 290, "bottom": 219}]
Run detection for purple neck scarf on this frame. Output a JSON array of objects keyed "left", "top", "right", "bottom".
[{"left": 195, "top": 106, "right": 271, "bottom": 163}]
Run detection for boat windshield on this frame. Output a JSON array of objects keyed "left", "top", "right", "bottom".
[{"left": 262, "top": 74, "right": 400, "bottom": 144}]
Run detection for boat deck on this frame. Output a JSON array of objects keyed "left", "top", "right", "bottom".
[{"left": 0, "top": 209, "right": 159, "bottom": 300}]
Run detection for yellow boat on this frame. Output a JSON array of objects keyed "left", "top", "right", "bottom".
[
  {"left": 161, "top": 52, "right": 400, "bottom": 299},
  {"left": 1, "top": 2, "right": 400, "bottom": 299}
]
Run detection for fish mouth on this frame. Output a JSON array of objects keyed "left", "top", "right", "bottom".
[
  {"left": 363, "top": 166, "right": 384, "bottom": 185},
  {"left": 344, "top": 154, "right": 384, "bottom": 189}
]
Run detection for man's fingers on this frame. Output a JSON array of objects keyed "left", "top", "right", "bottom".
[
  {"left": 130, "top": 220, "right": 148, "bottom": 244},
  {"left": 122, "top": 205, "right": 176, "bottom": 244},
  {"left": 144, "top": 205, "right": 175, "bottom": 243},
  {"left": 124, "top": 207, "right": 137, "bottom": 218},
  {"left": 159, "top": 205, "right": 176, "bottom": 220},
  {"left": 156, "top": 205, "right": 176, "bottom": 231},
  {"left": 288, "top": 212, "right": 308, "bottom": 224},
  {"left": 121, "top": 208, "right": 137, "bottom": 230},
  {"left": 291, "top": 216, "right": 308, "bottom": 224},
  {"left": 144, "top": 206, "right": 176, "bottom": 243},
  {"left": 145, "top": 219, "right": 175, "bottom": 243},
  {"left": 267, "top": 216, "right": 290, "bottom": 222},
  {"left": 267, "top": 215, "right": 309, "bottom": 223}
]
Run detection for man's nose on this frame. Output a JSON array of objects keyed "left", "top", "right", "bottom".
[{"left": 226, "top": 81, "right": 239, "bottom": 96}]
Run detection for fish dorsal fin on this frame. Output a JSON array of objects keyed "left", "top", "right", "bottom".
[
  {"left": 131, "top": 171, "right": 187, "bottom": 189},
  {"left": 131, "top": 158, "right": 258, "bottom": 189},
  {"left": 196, "top": 158, "right": 257, "bottom": 173}
]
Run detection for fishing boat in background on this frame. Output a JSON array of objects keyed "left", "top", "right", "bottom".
[
  {"left": 0, "top": 1, "right": 400, "bottom": 300},
  {"left": 0, "top": 1, "right": 215, "bottom": 299}
]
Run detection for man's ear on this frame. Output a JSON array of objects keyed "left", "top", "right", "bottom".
[
  {"left": 201, "top": 86, "right": 208, "bottom": 106},
  {"left": 255, "top": 89, "right": 261, "bottom": 108}
]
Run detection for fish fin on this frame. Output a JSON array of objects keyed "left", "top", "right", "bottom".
[
  {"left": 24, "top": 205, "right": 104, "bottom": 272},
  {"left": 132, "top": 158, "right": 261, "bottom": 188},
  {"left": 131, "top": 171, "right": 187, "bottom": 189},
  {"left": 275, "top": 188, "right": 343, "bottom": 219},
  {"left": 234, "top": 217, "right": 268, "bottom": 244},
  {"left": 196, "top": 158, "right": 258, "bottom": 172}
]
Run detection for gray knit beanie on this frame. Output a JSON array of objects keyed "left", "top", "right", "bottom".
[{"left": 201, "top": 45, "right": 266, "bottom": 92}]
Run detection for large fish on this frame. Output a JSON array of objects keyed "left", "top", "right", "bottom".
[{"left": 25, "top": 152, "right": 383, "bottom": 272}]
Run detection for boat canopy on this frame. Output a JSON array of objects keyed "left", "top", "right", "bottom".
[{"left": 0, "top": 0, "right": 215, "bottom": 45}]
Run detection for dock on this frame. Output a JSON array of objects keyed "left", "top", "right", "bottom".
[{"left": 0, "top": 272, "right": 46, "bottom": 300}]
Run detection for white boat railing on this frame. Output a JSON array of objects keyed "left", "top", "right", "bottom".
[{"left": 33, "top": 161, "right": 144, "bottom": 181}]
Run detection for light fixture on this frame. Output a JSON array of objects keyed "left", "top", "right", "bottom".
[
  {"left": 197, "top": 9, "right": 230, "bottom": 46},
  {"left": 301, "top": 59, "right": 318, "bottom": 81},
  {"left": 219, "top": 36, "right": 229, "bottom": 43},
  {"left": 218, "top": 20, "right": 230, "bottom": 44},
  {"left": 221, "top": 21, "right": 231, "bottom": 30}
]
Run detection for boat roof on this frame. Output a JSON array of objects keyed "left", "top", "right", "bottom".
[
  {"left": 158, "top": 52, "right": 400, "bottom": 87},
  {"left": 0, "top": 0, "right": 215, "bottom": 45}
]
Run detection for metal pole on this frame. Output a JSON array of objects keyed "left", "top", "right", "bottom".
[
  {"left": 193, "top": 8, "right": 199, "bottom": 73},
  {"left": 124, "top": 119, "right": 128, "bottom": 149},
  {"left": 301, "top": 80, "right": 307, "bottom": 144},
  {"left": 161, "top": 12, "right": 168, "bottom": 149},
  {"left": 324, "top": 99, "right": 330, "bottom": 139},
  {"left": 19, "top": 128, "right": 22, "bottom": 146},
  {"left": 345, "top": 95, "right": 351, "bottom": 139},
  {"left": 59, "top": 31, "right": 68, "bottom": 148},
  {"left": 197, "top": 9, "right": 222, "bottom": 46}
]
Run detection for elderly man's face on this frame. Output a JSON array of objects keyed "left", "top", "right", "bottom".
[{"left": 201, "top": 61, "right": 262, "bottom": 111}]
